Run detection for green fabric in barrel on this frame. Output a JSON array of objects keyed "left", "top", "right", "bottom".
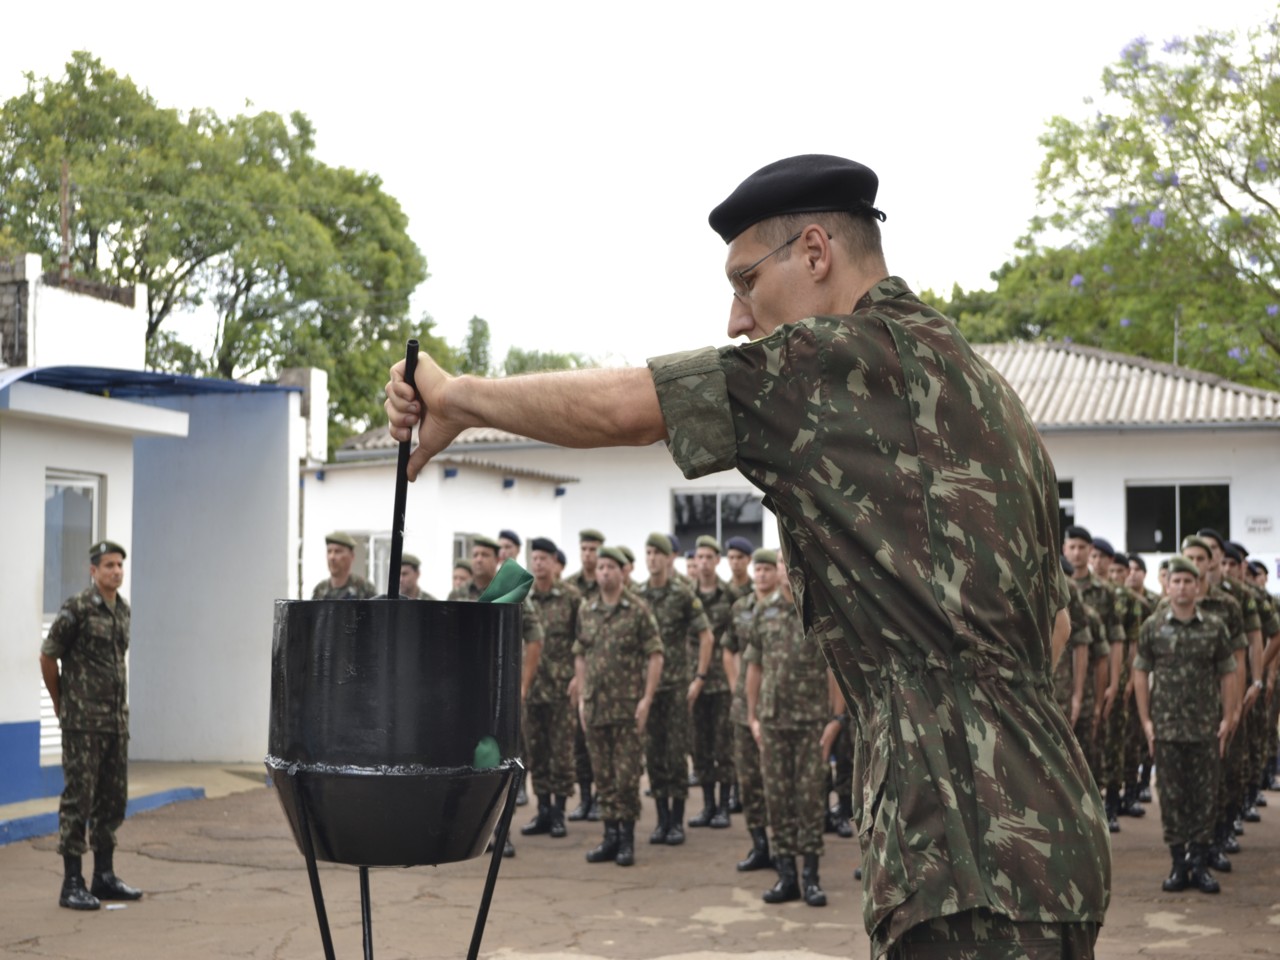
[{"left": 478, "top": 559, "right": 534, "bottom": 603}]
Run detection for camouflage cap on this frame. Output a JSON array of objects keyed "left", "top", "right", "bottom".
[
  {"left": 325, "top": 531, "right": 357, "bottom": 550},
  {"left": 1167, "top": 556, "right": 1201, "bottom": 578},
  {"left": 471, "top": 534, "right": 502, "bottom": 553},
  {"left": 725, "top": 536, "right": 755, "bottom": 555},
  {"left": 453, "top": 558, "right": 473, "bottom": 572},
  {"left": 708, "top": 155, "right": 884, "bottom": 244},
  {"left": 401, "top": 553, "right": 421, "bottom": 570},
  {"left": 645, "top": 532, "right": 673, "bottom": 556},
  {"left": 618, "top": 545, "right": 636, "bottom": 564},
  {"left": 752, "top": 548, "right": 778, "bottom": 565},
  {"left": 89, "top": 539, "right": 127, "bottom": 562},
  {"left": 696, "top": 535, "right": 722, "bottom": 553},
  {"left": 1181, "top": 535, "right": 1213, "bottom": 555},
  {"left": 598, "top": 546, "right": 628, "bottom": 567},
  {"left": 579, "top": 528, "right": 606, "bottom": 544}
]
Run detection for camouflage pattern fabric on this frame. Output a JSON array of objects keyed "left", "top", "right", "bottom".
[
  {"left": 694, "top": 579, "right": 735, "bottom": 693},
  {"left": 57, "top": 730, "right": 128, "bottom": 856},
  {"left": 637, "top": 579, "right": 709, "bottom": 691},
  {"left": 584, "top": 722, "right": 644, "bottom": 822},
  {"left": 1153, "top": 739, "right": 1219, "bottom": 847},
  {"left": 648, "top": 276, "right": 1110, "bottom": 953},
  {"left": 448, "top": 581, "right": 482, "bottom": 601},
  {"left": 573, "top": 724, "right": 593, "bottom": 786},
  {"left": 888, "top": 908, "right": 1098, "bottom": 960},
  {"left": 565, "top": 570, "right": 599, "bottom": 600},
  {"left": 573, "top": 595, "right": 663, "bottom": 727},
  {"left": 761, "top": 725, "right": 826, "bottom": 857},
  {"left": 732, "top": 720, "right": 768, "bottom": 830},
  {"left": 527, "top": 582, "right": 582, "bottom": 704},
  {"left": 1076, "top": 576, "right": 1124, "bottom": 794},
  {"left": 42, "top": 586, "right": 130, "bottom": 733},
  {"left": 1102, "top": 588, "right": 1141, "bottom": 794},
  {"left": 1050, "top": 579, "right": 1092, "bottom": 718},
  {"left": 690, "top": 692, "right": 734, "bottom": 785},
  {"left": 523, "top": 700, "right": 575, "bottom": 798},
  {"left": 644, "top": 687, "right": 689, "bottom": 801},
  {"left": 1134, "top": 608, "right": 1235, "bottom": 742},
  {"left": 311, "top": 575, "right": 378, "bottom": 600},
  {"left": 723, "top": 593, "right": 758, "bottom": 726}
]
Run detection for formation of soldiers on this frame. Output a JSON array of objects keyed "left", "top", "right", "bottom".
[{"left": 1055, "top": 524, "right": 1280, "bottom": 894}]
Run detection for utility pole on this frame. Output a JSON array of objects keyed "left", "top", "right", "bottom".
[{"left": 59, "top": 158, "right": 71, "bottom": 282}]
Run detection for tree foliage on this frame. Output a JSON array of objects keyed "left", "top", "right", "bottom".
[
  {"left": 458, "top": 315, "right": 492, "bottom": 376},
  {"left": 943, "top": 13, "right": 1280, "bottom": 387},
  {"left": 501, "top": 346, "right": 592, "bottom": 375}
]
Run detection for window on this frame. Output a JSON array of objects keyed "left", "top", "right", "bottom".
[
  {"left": 672, "top": 490, "right": 765, "bottom": 551},
  {"left": 1058, "top": 480, "right": 1075, "bottom": 535},
  {"left": 1126, "top": 483, "right": 1230, "bottom": 553}
]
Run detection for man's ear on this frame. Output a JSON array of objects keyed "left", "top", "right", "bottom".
[{"left": 800, "top": 223, "right": 832, "bottom": 281}]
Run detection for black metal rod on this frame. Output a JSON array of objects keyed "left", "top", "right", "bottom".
[
  {"left": 466, "top": 762, "right": 524, "bottom": 960},
  {"left": 359, "top": 866, "right": 374, "bottom": 960},
  {"left": 385, "top": 338, "right": 420, "bottom": 598},
  {"left": 293, "top": 777, "right": 338, "bottom": 960}
]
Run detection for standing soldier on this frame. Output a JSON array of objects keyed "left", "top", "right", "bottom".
[
  {"left": 1052, "top": 558, "right": 1096, "bottom": 767},
  {"left": 1133, "top": 555, "right": 1237, "bottom": 893},
  {"left": 724, "top": 537, "right": 755, "bottom": 600},
  {"left": 745, "top": 554, "right": 836, "bottom": 907},
  {"left": 573, "top": 546, "right": 664, "bottom": 866},
  {"left": 566, "top": 529, "right": 605, "bottom": 599},
  {"left": 398, "top": 554, "right": 437, "bottom": 600},
  {"left": 638, "top": 533, "right": 714, "bottom": 844},
  {"left": 1125, "top": 554, "right": 1159, "bottom": 802},
  {"left": 687, "top": 535, "right": 736, "bottom": 829},
  {"left": 39, "top": 540, "right": 142, "bottom": 910},
  {"left": 312, "top": 532, "right": 378, "bottom": 599},
  {"left": 521, "top": 538, "right": 581, "bottom": 840},
  {"left": 566, "top": 529, "right": 605, "bottom": 821}
]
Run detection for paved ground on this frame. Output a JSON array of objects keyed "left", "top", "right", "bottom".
[{"left": 2, "top": 775, "right": 1279, "bottom": 959}]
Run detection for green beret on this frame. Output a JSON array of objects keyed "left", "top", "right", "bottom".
[
  {"left": 89, "top": 539, "right": 127, "bottom": 562},
  {"left": 645, "top": 532, "right": 673, "bottom": 556},
  {"left": 1167, "top": 556, "right": 1201, "bottom": 578},
  {"left": 325, "top": 531, "right": 357, "bottom": 550},
  {"left": 401, "top": 553, "right": 420, "bottom": 570},
  {"left": 618, "top": 545, "right": 635, "bottom": 564},
  {"left": 752, "top": 548, "right": 778, "bottom": 566},
  {"left": 579, "top": 528, "right": 606, "bottom": 544},
  {"left": 597, "top": 546, "right": 628, "bottom": 567},
  {"left": 709, "top": 154, "right": 884, "bottom": 244},
  {"left": 471, "top": 534, "right": 502, "bottom": 553},
  {"left": 696, "top": 535, "right": 722, "bottom": 554},
  {"left": 1181, "top": 535, "right": 1213, "bottom": 555},
  {"left": 453, "top": 558, "right": 473, "bottom": 573}
]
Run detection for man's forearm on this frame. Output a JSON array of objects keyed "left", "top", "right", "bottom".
[
  {"left": 39, "top": 654, "right": 60, "bottom": 716},
  {"left": 745, "top": 662, "right": 762, "bottom": 724},
  {"left": 1050, "top": 608, "right": 1070, "bottom": 668},
  {"left": 695, "top": 629, "right": 714, "bottom": 676},
  {"left": 1072, "top": 645, "right": 1088, "bottom": 702},
  {"left": 644, "top": 652, "right": 664, "bottom": 700}
]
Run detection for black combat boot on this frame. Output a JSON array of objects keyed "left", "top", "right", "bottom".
[
  {"left": 834, "top": 795, "right": 854, "bottom": 838},
  {"left": 521, "top": 793, "right": 553, "bottom": 835},
  {"left": 1138, "top": 763, "right": 1153, "bottom": 803},
  {"left": 1254, "top": 784, "right": 1267, "bottom": 808},
  {"left": 59, "top": 855, "right": 100, "bottom": 910},
  {"left": 1222, "top": 818, "right": 1241, "bottom": 853},
  {"left": 737, "top": 827, "right": 771, "bottom": 871},
  {"left": 762, "top": 855, "right": 801, "bottom": 903},
  {"left": 515, "top": 771, "right": 528, "bottom": 806},
  {"left": 688, "top": 783, "right": 717, "bottom": 827},
  {"left": 1161, "top": 844, "right": 1188, "bottom": 892},
  {"left": 615, "top": 820, "right": 636, "bottom": 867},
  {"left": 586, "top": 793, "right": 601, "bottom": 821},
  {"left": 666, "top": 798, "right": 686, "bottom": 845},
  {"left": 649, "top": 797, "right": 670, "bottom": 844},
  {"left": 549, "top": 794, "right": 567, "bottom": 838},
  {"left": 568, "top": 782, "right": 593, "bottom": 821},
  {"left": 1121, "top": 783, "right": 1145, "bottom": 817},
  {"left": 585, "top": 820, "right": 619, "bottom": 863},
  {"left": 709, "top": 782, "right": 732, "bottom": 829},
  {"left": 728, "top": 781, "right": 743, "bottom": 813},
  {"left": 1187, "top": 843, "right": 1220, "bottom": 894},
  {"left": 1242, "top": 799, "right": 1262, "bottom": 823},
  {"left": 1105, "top": 785, "right": 1121, "bottom": 833},
  {"left": 90, "top": 848, "right": 141, "bottom": 901},
  {"left": 801, "top": 853, "right": 827, "bottom": 906}
]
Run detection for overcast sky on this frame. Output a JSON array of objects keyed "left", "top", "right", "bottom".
[{"left": 4, "top": 1, "right": 1277, "bottom": 369}]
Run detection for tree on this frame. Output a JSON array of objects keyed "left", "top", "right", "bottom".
[
  {"left": 458, "top": 316, "right": 491, "bottom": 375},
  {"left": 1010, "top": 13, "right": 1280, "bottom": 385},
  {"left": 501, "top": 347, "right": 593, "bottom": 375}
]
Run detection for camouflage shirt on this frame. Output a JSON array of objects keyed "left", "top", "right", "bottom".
[
  {"left": 637, "top": 578, "right": 710, "bottom": 691},
  {"left": 722, "top": 592, "right": 758, "bottom": 725},
  {"left": 573, "top": 594, "right": 663, "bottom": 726},
  {"left": 743, "top": 589, "right": 827, "bottom": 726},
  {"left": 648, "top": 276, "right": 1110, "bottom": 947},
  {"left": 527, "top": 581, "right": 582, "bottom": 703},
  {"left": 1074, "top": 574, "right": 1124, "bottom": 648},
  {"left": 42, "top": 585, "right": 130, "bottom": 733},
  {"left": 1051, "top": 577, "right": 1095, "bottom": 717},
  {"left": 450, "top": 581, "right": 545, "bottom": 649},
  {"left": 693, "top": 577, "right": 736, "bottom": 694},
  {"left": 1134, "top": 608, "right": 1235, "bottom": 742},
  {"left": 565, "top": 570, "right": 599, "bottom": 600},
  {"left": 312, "top": 574, "right": 378, "bottom": 600}
]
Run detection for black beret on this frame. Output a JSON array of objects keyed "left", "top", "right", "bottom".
[
  {"left": 1225, "top": 540, "right": 1249, "bottom": 558},
  {"left": 530, "top": 537, "right": 557, "bottom": 555},
  {"left": 1063, "top": 525, "right": 1092, "bottom": 543},
  {"left": 725, "top": 536, "right": 754, "bottom": 555},
  {"left": 555, "top": 549, "right": 567, "bottom": 567},
  {"left": 708, "top": 154, "right": 885, "bottom": 244},
  {"left": 667, "top": 533, "right": 682, "bottom": 553},
  {"left": 1112, "top": 552, "right": 1128, "bottom": 566},
  {"left": 1129, "top": 555, "right": 1147, "bottom": 572},
  {"left": 1091, "top": 537, "right": 1115, "bottom": 559},
  {"left": 1223, "top": 543, "right": 1245, "bottom": 564},
  {"left": 1196, "top": 527, "right": 1225, "bottom": 549},
  {"left": 498, "top": 529, "right": 521, "bottom": 547}
]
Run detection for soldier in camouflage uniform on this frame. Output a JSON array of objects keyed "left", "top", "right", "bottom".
[
  {"left": 1125, "top": 555, "right": 1160, "bottom": 801},
  {"left": 1133, "top": 555, "right": 1237, "bottom": 894},
  {"left": 386, "top": 153, "right": 1110, "bottom": 958},
  {"left": 687, "top": 535, "right": 737, "bottom": 829},
  {"left": 1052, "top": 559, "right": 1095, "bottom": 756},
  {"left": 451, "top": 557, "right": 473, "bottom": 594},
  {"left": 312, "top": 531, "right": 378, "bottom": 599},
  {"left": 637, "top": 532, "right": 713, "bottom": 844},
  {"left": 723, "top": 559, "right": 771, "bottom": 871},
  {"left": 521, "top": 537, "right": 581, "bottom": 839},
  {"left": 398, "top": 553, "right": 438, "bottom": 600},
  {"left": 565, "top": 529, "right": 604, "bottom": 821},
  {"left": 745, "top": 552, "right": 835, "bottom": 907},
  {"left": 1104, "top": 551, "right": 1145, "bottom": 819},
  {"left": 724, "top": 537, "right": 755, "bottom": 600},
  {"left": 573, "top": 546, "right": 664, "bottom": 866},
  {"left": 39, "top": 540, "right": 143, "bottom": 910}
]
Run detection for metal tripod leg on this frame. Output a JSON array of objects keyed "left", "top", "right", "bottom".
[
  {"left": 359, "top": 866, "right": 374, "bottom": 960},
  {"left": 292, "top": 773, "right": 338, "bottom": 960},
  {"left": 466, "top": 761, "right": 524, "bottom": 960}
]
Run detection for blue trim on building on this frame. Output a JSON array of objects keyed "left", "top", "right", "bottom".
[
  {"left": 0, "top": 787, "right": 205, "bottom": 847},
  {"left": 0, "top": 721, "right": 63, "bottom": 805}
]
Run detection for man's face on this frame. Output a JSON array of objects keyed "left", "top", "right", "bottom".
[
  {"left": 753, "top": 560, "right": 779, "bottom": 595},
  {"left": 530, "top": 549, "right": 555, "bottom": 584},
  {"left": 499, "top": 538, "right": 520, "bottom": 562},
  {"left": 1158, "top": 566, "right": 1169, "bottom": 593},
  {"left": 452, "top": 567, "right": 472, "bottom": 591},
  {"left": 1167, "top": 571, "right": 1199, "bottom": 609},
  {"left": 645, "top": 545, "right": 667, "bottom": 577},
  {"left": 1063, "top": 537, "right": 1090, "bottom": 575},
  {"left": 90, "top": 553, "right": 125, "bottom": 593},
  {"left": 327, "top": 543, "right": 354, "bottom": 580},
  {"left": 1203, "top": 538, "right": 1223, "bottom": 573},
  {"left": 1107, "top": 560, "right": 1127, "bottom": 585},
  {"left": 1183, "top": 545, "right": 1211, "bottom": 577},
  {"left": 471, "top": 545, "right": 499, "bottom": 583},
  {"left": 399, "top": 564, "right": 419, "bottom": 596},
  {"left": 1088, "top": 548, "right": 1112, "bottom": 577},
  {"left": 1256, "top": 568, "right": 1269, "bottom": 589},
  {"left": 1223, "top": 557, "right": 1241, "bottom": 580},
  {"left": 596, "top": 557, "right": 623, "bottom": 593},
  {"left": 727, "top": 548, "right": 750, "bottom": 580},
  {"left": 695, "top": 547, "right": 719, "bottom": 579},
  {"left": 580, "top": 540, "right": 599, "bottom": 575},
  {"left": 724, "top": 224, "right": 822, "bottom": 341},
  {"left": 1126, "top": 560, "right": 1146, "bottom": 590}
]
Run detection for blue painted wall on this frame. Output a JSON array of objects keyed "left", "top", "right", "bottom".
[{"left": 0, "top": 721, "right": 63, "bottom": 804}]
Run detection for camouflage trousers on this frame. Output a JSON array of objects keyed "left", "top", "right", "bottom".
[
  {"left": 733, "top": 722, "right": 768, "bottom": 830},
  {"left": 690, "top": 690, "right": 734, "bottom": 785},
  {"left": 1218, "top": 709, "right": 1249, "bottom": 824},
  {"left": 1246, "top": 695, "right": 1266, "bottom": 789},
  {"left": 523, "top": 698, "right": 575, "bottom": 797},
  {"left": 1157, "top": 739, "right": 1218, "bottom": 846},
  {"left": 1124, "top": 696, "right": 1150, "bottom": 786},
  {"left": 827, "top": 721, "right": 853, "bottom": 802},
  {"left": 1268, "top": 689, "right": 1280, "bottom": 779},
  {"left": 886, "top": 908, "right": 1099, "bottom": 960},
  {"left": 1099, "top": 696, "right": 1126, "bottom": 792},
  {"left": 573, "top": 719, "right": 593, "bottom": 786},
  {"left": 585, "top": 721, "right": 644, "bottom": 822},
  {"left": 761, "top": 723, "right": 825, "bottom": 858},
  {"left": 644, "top": 687, "right": 690, "bottom": 800},
  {"left": 58, "top": 730, "right": 128, "bottom": 857}
]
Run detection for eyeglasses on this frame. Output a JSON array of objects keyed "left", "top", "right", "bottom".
[{"left": 729, "top": 232, "right": 802, "bottom": 302}]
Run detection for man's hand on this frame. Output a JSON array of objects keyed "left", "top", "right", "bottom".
[
  {"left": 1069, "top": 694, "right": 1081, "bottom": 728},
  {"left": 635, "top": 695, "right": 652, "bottom": 735},
  {"left": 1101, "top": 684, "right": 1117, "bottom": 720},
  {"left": 820, "top": 719, "right": 842, "bottom": 757},
  {"left": 1143, "top": 719, "right": 1155, "bottom": 758},
  {"left": 1218, "top": 717, "right": 1231, "bottom": 757},
  {"left": 384, "top": 354, "right": 470, "bottom": 481},
  {"left": 1244, "top": 682, "right": 1261, "bottom": 712},
  {"left": 567, "top": 675, "right": 580, "bottom": 708},
  {"left": 687, "top": 676, "right": 704, "bottom": 707},
  {"left": 749, "top": 717, "right": 762, "bottom": 746}
]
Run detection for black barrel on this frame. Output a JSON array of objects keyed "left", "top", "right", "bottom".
[{"left": 266, "top": 598, "right": 521, "bottom": 867}]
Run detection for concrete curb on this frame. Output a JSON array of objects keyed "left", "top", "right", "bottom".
[{"left": 0, "top": 787, "right": 206, "bottom": 847}]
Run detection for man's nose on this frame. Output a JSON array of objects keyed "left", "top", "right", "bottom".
[{"left": 727, "top": 296, "right": 754, "bottom": 339}]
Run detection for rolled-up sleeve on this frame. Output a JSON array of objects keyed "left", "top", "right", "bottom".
[{"left": 647, "top": 347, "right": 738, "bottom": 479}]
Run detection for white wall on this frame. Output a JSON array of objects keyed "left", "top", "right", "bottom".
[
  {"left": 0, "top": 418, "right": 135, "bottom": 727},
  {"left": 30, "top": 280, "right": 148, "bottom": 371},
  {"left": 129, "top": 389, "right": 302, "bottom": 762}
]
